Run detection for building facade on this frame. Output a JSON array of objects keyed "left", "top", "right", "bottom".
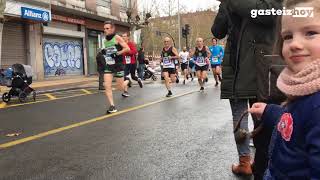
[
  {"left": 141, "top": 10, "right": 223, "bottom": 57},
  {"left": 1, "top": 0, "right": 137, "bottom": 80}
]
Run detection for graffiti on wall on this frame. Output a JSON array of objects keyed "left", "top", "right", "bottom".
[{"left": 43, "top": 39, "right": 83, "bottom": 77}]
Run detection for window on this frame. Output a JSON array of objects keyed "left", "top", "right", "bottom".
[
  {"left": 96, "top": 0, "right": 111, "bottom": 8},
  {"left": 121, "top": 0, "right": 130, "bottom": 12}
]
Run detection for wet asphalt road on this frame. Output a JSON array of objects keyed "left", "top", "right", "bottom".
[{"left": 0, "top": 78, "right": 252, "bottom": 180}]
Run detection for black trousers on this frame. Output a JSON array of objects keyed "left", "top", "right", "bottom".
[{"left": 124, "top": 64, "right": 139, "bottom": 81}]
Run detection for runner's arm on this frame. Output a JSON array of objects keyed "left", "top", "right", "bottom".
[
  {"left": 171, "top": 47, "right": 180, "bottom": 60},
  {"left": 219, "top": 46, "right": 225, "bottom": 60},
  {"left": 128, "top": 42, "right": 138, "bottom": 56},
  {"left": 115, "top": 35, "right": 130, "bottom": 55},
  {"left": 205, "top": 46, "right": 212, "bottom": 58}
]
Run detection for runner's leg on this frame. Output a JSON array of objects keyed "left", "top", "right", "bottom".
[
  {"left": 163, "top": 71, "right": 171, "bottom": 91},
  {"left": 104, "top": 73, "right": 114, "bottom": 106},
  {"left": 196, "top": 70, "right": 203, "bottom": 87}
]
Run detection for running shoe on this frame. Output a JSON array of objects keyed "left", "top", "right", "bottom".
[
  {"left": 191, "top": 77, "right": 194, "bottom": 81},
  {"left": 106, "top": 105, "right": 118, "bottom": 114},
  {"left": 215, "top": 82, "right": 219, "bottom": 87},
  {"left": 138, "top": 78, "right": 143, "bottom": 88},
  {"left": 183, "top": 80, "right": 186, "bottom": 85},
  {"left": 122, "top": 91, "right": 130, "bottom": 97},
  {"left": 166, "top": 91, "right": 173, "bottom": 97},
  {"left": 200, "top": 87, "right": 204, "bottom": 91},
  {"left": 176, "top": 77, "right": 179, "bottom": 83},
  {"left": 205, "top": 77, "right": 208, "bottom": 82}
]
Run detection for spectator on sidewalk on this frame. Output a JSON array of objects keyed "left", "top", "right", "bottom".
[
  {"left": 96, "top": 50, "right": 106, "bottom": 90},
  {"left": 212, "top": 0, "right": 282, "bottom": 179},
  {"left": 137, "top": 47, "right": 146, "bottom": 80}
]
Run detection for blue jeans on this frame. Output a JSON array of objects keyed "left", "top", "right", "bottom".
[
  {"left": 230, "top": 99, "right": 250, "bottom": 156},
  {"left": 138, "top": 64, "right": 145, "bottom": 79}
]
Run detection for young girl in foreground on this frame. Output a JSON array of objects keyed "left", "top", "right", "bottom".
[{"left": 249, "top": 0, "right": 320, "bottom": 179}]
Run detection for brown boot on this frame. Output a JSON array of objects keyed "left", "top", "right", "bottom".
[{"left": 231, "top": 155, "right": 253, "bottom": 176}]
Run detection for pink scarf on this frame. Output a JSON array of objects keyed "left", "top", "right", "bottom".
[{"left": 277, "top": 60, "right": 320, "bottom": 97}]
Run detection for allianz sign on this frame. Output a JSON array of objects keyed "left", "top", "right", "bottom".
[{"left": 21, "top": 7, "right": 51, "bottom": 22}]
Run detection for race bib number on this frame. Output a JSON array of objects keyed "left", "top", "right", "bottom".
[
  {"left": 104, "top": 55, "right": 115, "bottom": 65},
  {"left": 125, "top": 56, "right": 131, "bottom": 64},
  {"left": 212, "top": 57, "right": 219, "bottom": 63},
  {"left": 163, "top": 57, "right": 171, "bottom": 66},
  {"left": 196, "top": 57, "right": 205, "bottom": 65}
]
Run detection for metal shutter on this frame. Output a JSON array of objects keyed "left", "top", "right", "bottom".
[{"left": 1, "top": 21, "right": 27, "bottom": 68}]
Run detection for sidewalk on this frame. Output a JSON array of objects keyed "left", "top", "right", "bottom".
[{"left": 0, "top": 76, "right": 99, "bottom": 95}]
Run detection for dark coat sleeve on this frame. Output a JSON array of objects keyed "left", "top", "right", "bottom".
[
  {"left": 211, "top": 1, "right": 229, "bottom": 40},
  {"left": 305, "top": 107, "right": 320, "bottom": 180},
  {"left": 229, "top": 0, "right": 283, "bottom": 26}
]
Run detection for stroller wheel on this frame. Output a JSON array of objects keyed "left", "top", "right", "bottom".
[
  {"left": 32, "top": 91, "right": 37, "bottom": 102},
  {"left": 2, "top": 93, "right": 11, "bottom": 103},
  {"left": 18, "top": 92, "right": 27, "bottom": 103}
]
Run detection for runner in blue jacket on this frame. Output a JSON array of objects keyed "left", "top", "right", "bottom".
[{"left": 208, "top": 38, "right": 224, "bottom": 86}]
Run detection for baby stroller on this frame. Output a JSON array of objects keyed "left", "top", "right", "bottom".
[
  {"left": 0, "top": 64, "right": 36, "bottom": 103},
  {"left": 143, "top": 65, "right": 158, "bottom": 81}
]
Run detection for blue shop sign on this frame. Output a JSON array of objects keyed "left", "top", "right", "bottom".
[{"left": 21, "top": 7, "right": 51, "bottom": 22}]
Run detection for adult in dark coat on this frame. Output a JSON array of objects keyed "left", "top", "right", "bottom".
[
  {"left": 96, "top": 50, "right": 106, "bottom": 90},
  {"left": 211, "top": 0, "right": 283, "bottom": 179}
]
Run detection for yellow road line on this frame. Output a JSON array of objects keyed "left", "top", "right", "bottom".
[
  {"left": 44, "top": 93, "right": 57, "bottom": 100},
  {"left": 0, "top": 102, "right": 7, "bottom": 109},
  {"left": 81, "top": 89, "right": 92, "bottom": 95},
  {"left": 0, "top": 89, "right": 199, "bottom": 150},
  {"left": 1, "top": 92, "right": 100, "bottom": 109}
]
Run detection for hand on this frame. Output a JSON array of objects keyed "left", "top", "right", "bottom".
[
  {"left": 249, "top": 103, "right": 267, "bottom": 119},
  {"left": 110, "top": 53, "right": 117, "bottom": 58},
  {"left": 205, "top": 57, "right": 210, "bottom": 64}
]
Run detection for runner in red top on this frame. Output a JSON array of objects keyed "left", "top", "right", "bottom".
[{"left": 121, "top": 32, "right": 143, "bottom": 97}]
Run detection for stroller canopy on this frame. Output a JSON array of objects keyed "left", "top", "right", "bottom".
[{"left": 12, "top": 64, "right": 33, "bottom": 78}]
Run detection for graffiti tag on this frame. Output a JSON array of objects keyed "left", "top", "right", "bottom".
[{"left": 43, "top": 41, "right": 83, "bottom": 76}]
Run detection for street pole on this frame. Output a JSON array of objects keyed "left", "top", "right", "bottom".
[{"left": 177, "top": 0, "right": 181, "bottom": 51}]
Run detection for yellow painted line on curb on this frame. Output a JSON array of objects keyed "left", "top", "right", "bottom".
[
  {"left": 0, "top": 102, "right": 7, "bottom": 109},
  {"left": 44, "top": 93, "right": 57, "bottom": 100},
  {"left": 0, "top": 88, "right": 202, "bottom": 150},
  {"left": 81, "top": 89, "right": 92, "bottom": 95}
]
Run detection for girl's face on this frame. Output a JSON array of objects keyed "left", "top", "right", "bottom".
[{"left": 281, "top": 3, "right": 320, "bottom": 73}]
